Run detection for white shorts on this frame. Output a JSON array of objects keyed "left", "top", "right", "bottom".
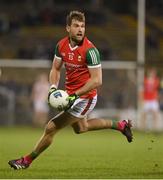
[
  {"left": 144, "top": 100, "right": 159, "bottom": 112},
  {"left": 67, "top": 95, "right": 97, "bottom": 118}
]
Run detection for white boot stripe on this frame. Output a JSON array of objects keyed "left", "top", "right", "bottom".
[
  {"left": 15, "top": 164, "right": 19, "bottom": 169},
  {"left": 19, "top": 165, "right": 23, "bottom": 169}
]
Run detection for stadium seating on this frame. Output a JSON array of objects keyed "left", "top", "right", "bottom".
[{"left": 0, "top": 0, "right": 163, "bottom": 62}]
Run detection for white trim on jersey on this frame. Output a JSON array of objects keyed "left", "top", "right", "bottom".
[
  {"left": 87, "top": 64, "right": 101, "bottom": 68},
  {"left": 69, "top": 44, "right": 78, "bottom": 51},
  {"left": 54, "top": 54, "right": 62, "bottom": 60}
]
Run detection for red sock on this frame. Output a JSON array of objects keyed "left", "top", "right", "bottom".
[
  {"left": 24, "top": 155, "right": 33, "bottom": 164},
  {"left": 24, "top": 151, "right": 39, "bottom": 164},
  {"left": 117, "top": 120, "right": 126, "bottom": 131}
]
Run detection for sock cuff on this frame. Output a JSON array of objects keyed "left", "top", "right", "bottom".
[
  {"left": 29, "top": 151, "right": 39, "bottom": 160},
  {"left": 111, "top": 120, "right": 118, "bottom": 129}
]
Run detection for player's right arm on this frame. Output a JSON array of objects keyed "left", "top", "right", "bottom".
[
  {"left": 49, "top": 57, "right": 63, "bottom": 88},
  {"left": 49, "top": 44, "right": 63, "bottom": 89},
  {"left": 48, "top": 44, "right": 63, "bottom": 100}
]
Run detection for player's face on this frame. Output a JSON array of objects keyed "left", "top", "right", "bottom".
[{"left": 67, "top": 19, "right": 85, "bottom": 44}]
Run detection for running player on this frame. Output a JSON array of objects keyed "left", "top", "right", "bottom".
[{"left": 8, "top": 10, "right": 133, "bottom": 170}]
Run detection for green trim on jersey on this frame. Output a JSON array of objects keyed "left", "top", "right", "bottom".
[
  {"left": 86, "top": 48, "right": 101, "bottom": 66},
  {"left": 55, "top": 44, "right": 61, "bottom": 58}
]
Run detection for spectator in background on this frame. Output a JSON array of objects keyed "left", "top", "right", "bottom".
[
  {"left": 141, "top": 68, "right": 160, "bottom": 130},
  {"left": 159, "top": 76, "right": 163, "bottom": 111},
  {"left": 31, "top": 73, "right": 49, "bottom": 127}
]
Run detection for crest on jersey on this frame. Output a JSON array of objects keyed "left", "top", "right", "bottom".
[{"left": 78, "top": 56, "right": 82, "bottom": 61}]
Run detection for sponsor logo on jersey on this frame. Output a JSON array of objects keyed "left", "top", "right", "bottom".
[{"left": 65, "top": 62, "right": 84, "bottom": 68}]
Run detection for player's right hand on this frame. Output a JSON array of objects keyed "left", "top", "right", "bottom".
[{"left": 48, "top": 85, "right": 57, "bottom": 102}]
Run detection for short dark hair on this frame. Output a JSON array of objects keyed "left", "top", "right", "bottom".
[{"left": 66, "top": 10, "right": 85, "bottom": 26}]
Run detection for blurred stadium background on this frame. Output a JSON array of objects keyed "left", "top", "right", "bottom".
[{"left": 0, "top": 0, "right": 163, "bottom": 129}]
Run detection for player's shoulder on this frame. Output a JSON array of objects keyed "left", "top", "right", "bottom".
[
  {"left": 57, "top": 36, "right": 69, "bottom": 49},
  {"left": 83, "top": 37, "right": 96, "bottom": 49},
  {"left": 84, "top": 37, "right": 100, "bottom": 58}
]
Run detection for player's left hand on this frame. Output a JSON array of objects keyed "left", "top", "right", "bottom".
[{"left": 65, "top": 93, "right": 79, "bottom": 110}]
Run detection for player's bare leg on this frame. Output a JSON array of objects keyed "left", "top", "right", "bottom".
[
  {"left": 72, "top": 118, "right": 133, "bottom": 142},
  {"left": 8, "top": 113, "right": 133, "bottom": 170},
  {"left": 8, "top": 112, "right": 78, "bottom": 170}
]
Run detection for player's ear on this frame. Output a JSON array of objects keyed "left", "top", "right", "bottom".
[{"left": 66, "top": 25, "right": 70, "bottom": 33}]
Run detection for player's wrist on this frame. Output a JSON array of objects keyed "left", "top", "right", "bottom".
[
  {"left": 48, "top": 84, "right": 57, "bottom": 101},
  {"left": 50, "top": 84, "right": 57, "bottom": 90}
]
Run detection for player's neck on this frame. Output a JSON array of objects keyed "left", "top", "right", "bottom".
[
  {"left": 69, "top": 39, "right": 78, "bottom": 48},
  {"left": 69, "top": 37, "right": 84, "bottom": 47}
]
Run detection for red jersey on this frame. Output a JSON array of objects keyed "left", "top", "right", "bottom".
[
  {"left": 144, "top": 76, "right": 159, "bottom": 100},
  {"left": 54, "top": 36, "right": 101, "bottom": 98}
]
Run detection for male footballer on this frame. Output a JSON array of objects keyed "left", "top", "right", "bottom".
[{"left": 8, "top": 10, "right": 133, "bottom": 170}]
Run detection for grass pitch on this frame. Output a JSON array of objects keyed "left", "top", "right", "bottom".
[{"left": 0, "top": 126, "right": 163, "bottom": 179}]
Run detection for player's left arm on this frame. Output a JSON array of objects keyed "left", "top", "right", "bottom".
[
  {"left": 75, "top": 67, "right": 102, "bottom": 96},
  {"left": 75, "top": 47, "right": 102, "bottom": 96}
]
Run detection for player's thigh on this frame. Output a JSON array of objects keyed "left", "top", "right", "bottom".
[{"left": 50, "top": 111, "right": 81, "bottom": 129}]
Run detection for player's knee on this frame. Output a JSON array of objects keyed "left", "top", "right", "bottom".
[
  {"left": 45, "top": 121, "right": 57, "bottom": 135},
  {"left": 73, "top": 126, "right": 81, "bottom": 134},
  {"left": 74, "top": 128, "right": 87, "bottom": 134},
  {"left": 72, "top": 122, "right": 88, "bottom": 134}
]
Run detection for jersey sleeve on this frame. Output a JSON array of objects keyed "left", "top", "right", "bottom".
[
  {"left": 86, "top": 47, "right": 101, "bottom": 68},
  {"left": 54, "top": 44, "right": 62, "bottom": 60}
]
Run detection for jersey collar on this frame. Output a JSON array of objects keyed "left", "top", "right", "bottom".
[
  {"left": 68, "top": 36, "right": 85, "bottom": 51},
  {"left": 69, "top": 43, "right": 78, "bottom": 51}
]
